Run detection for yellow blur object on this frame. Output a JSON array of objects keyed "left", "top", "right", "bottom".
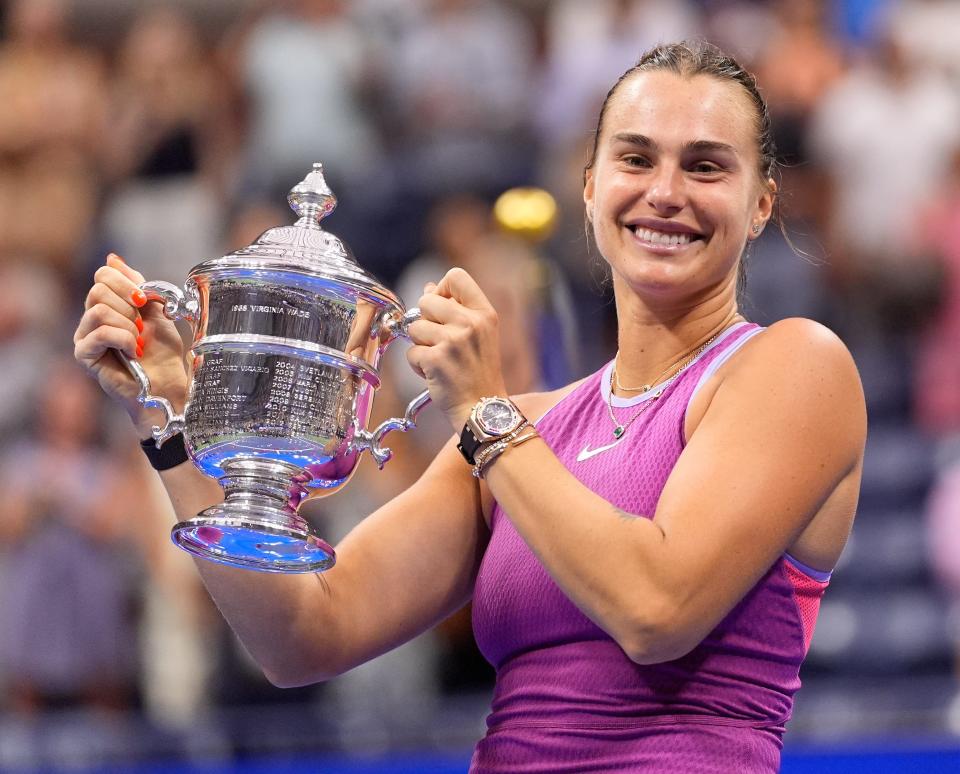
[{"left": 493, "top": 187, "right": 558, "bottom": 242}]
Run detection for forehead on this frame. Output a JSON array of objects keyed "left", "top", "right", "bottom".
[{"left": 603, "top": 71, "right": 757, "bottom": 152}]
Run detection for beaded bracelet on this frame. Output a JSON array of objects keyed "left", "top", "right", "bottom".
[{"left": 139, "top": 432, "right": 191, "bottom": 471}]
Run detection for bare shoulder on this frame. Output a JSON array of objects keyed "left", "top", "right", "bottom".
[
  {"left": 687, "top": 318, "right": 866, "bottom": 451},
  {"left": 753, "top": 317, "right": 859, "bottom": 370},
  {"left": 735, "top": 318, "right": 864, "bottom": 409}
]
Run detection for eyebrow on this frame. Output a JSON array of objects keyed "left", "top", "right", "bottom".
[{"left": 610, "top": 133, "right": 738, "bottom": 156}]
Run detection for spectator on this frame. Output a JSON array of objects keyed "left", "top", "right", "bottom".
[
  {"left": 809, "top": 33, "right": 960, "bottom": 270},
  {"left": 387, "top": 0, "right": 537, "bottom": 198},
  {"left": 0, "top": 360, "right": 142, "bottom": 714},
  {"left": 99, "top": 5, "right": 232, "bottom": 285}
]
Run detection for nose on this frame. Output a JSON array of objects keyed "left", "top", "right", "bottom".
[{"left": 645, "top": 163, "right": 685, "bottom": 215}]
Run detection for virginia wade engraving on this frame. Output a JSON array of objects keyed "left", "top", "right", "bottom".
[{"left": 231, "top": 302, "right": 310, "bottom": 319}]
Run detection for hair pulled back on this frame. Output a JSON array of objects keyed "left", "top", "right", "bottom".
[{"left": 584, "top": 40, "right": 777, "bottom": 188}]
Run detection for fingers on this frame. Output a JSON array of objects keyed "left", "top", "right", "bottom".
[
  {"left": 87, "top": 262, "right": 146, "bottom": 315},
  {"left": 405, "top": 344, "right": 427, "bottom": 379},
  {"left": 84, "top": 280, "right": 144, "bottom": 322},
  {"left": 416, "top": 292, "right": 474, "bottom": 326},
  {"left": 106, "top": 252, "right": 146, "bottom": 285},
  {"left": 405, "top": 317, "right": 445, "bottom": 346},
  {"left": 434, "top": 267, "right": 493, "bottom": 311},
  {"left": 74, "top": 302, "right": 141, "bottom": 345},
  {"left": 74, "top": 323, "right": 139, "bottom": 365}
]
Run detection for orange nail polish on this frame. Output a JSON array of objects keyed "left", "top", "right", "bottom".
[
  {"left": 131, "top": 289, "right": 147, "bottom": 307},
  {"left": 135, "top": 317, "right": 144, "bottom": 333},
  {"left": 136, "top": 345, "right": 144, "bottom": 358},
  {"left": 136, "top": 335, "right": 145, "bottom": 350}
]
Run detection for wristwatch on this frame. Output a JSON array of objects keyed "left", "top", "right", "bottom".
[{"left": 457, "top": 396, "right": 526, "bottom": 465}]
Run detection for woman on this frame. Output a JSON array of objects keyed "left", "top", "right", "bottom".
[{"left": 74, "top": 42, "right": 866, "bottom": 773}]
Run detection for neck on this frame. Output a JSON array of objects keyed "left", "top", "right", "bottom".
[{"left": 611, "top": 280, "right": 741, "bottom": 397}]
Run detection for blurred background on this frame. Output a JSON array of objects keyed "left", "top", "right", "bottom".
[{"left": 2, "top": 0, "right": 960, "bottom": 771}]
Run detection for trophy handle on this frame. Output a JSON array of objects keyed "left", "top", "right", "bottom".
[
  {"left": 385, "top": 306, "right": 422, "bottom": 339},
  {"left": 353, "top": 389, "right": 432, "bottom": 469},
  {"left": 117, "top": 281, "right": 200, "bottom": 448},
  {"left": 353, "top": 306, "right": 433, "bottom": 468}
]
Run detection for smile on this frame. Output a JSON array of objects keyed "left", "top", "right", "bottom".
[{"left": 627, "top": 225, "right": 704, "bottom": 250}]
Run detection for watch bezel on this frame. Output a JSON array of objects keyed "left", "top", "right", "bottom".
[{"left": 475, "top": 397, "right": 522, "bottom": 437}]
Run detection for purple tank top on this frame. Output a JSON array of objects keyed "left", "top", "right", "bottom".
[{"left": 470, "top": 322, "right": 830, "bottom": 773}]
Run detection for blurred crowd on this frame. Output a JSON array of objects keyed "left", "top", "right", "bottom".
[{"left": 3, "top": 0, "right": 960, "bottom": 764}]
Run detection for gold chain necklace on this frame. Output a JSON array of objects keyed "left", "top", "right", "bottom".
[
  {"left": 606, "top": 331, "right": 723, "bottom": 439},
  {"left": 615, "top": 349, "right": 689, "bottom": 393}
]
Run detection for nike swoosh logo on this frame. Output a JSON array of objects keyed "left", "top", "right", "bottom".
[{"left": 576, "top": 438, "right": 624, "bottom": 462}]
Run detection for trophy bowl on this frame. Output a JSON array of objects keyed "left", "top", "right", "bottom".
[{"left": 120, "top": 164, "right": 430, "bottom": 573}]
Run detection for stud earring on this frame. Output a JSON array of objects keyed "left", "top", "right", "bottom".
[{"left": 752, "top": 224, "right": 762, "bottom": 235}]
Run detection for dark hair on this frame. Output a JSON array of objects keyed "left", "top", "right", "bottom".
[{"left": 584, "top": 41, "right": 779, "bottom": 299}]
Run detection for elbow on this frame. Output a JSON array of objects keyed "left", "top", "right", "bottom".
[
  {"left": 621, "top": 635, "right": 691, "bottom": 666},
  {"left": 259, "top": 649, "right": 343, "bottom": 688},
  {"left": 262, "top": 662, "right": 336, "bottom": 689},
  {"left": 616, "top": 601, "right": 696, "bottom": 666}
]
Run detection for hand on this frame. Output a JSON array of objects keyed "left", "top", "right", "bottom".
[
  {"left": 405, "top": 267, "right": 509, "bottom": 431},
  {"left": 73, "top": 253, "right": 189, "bottom": 438}
]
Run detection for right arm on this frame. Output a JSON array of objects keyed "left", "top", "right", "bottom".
[{"left": 74, "top": 255, "right": 488, "bottom": 687}]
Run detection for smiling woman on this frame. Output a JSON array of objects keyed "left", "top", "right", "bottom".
[{"left": 73, "top": 40, "right": 866, "bottom": 774}]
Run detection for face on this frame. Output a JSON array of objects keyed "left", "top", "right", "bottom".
[{"left": 583, "top": 71, "right": 774, "bottom": 305}]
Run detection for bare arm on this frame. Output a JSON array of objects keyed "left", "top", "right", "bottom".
[
  {"left": 74, "top": 255, "right": 488, "bottom": 688},
  {"left": 484, "top": 319, "right": 865, "bottom": 663},
  {"left": 406, "top": 268, "right": 866, "bottom": 665},
  {"left": 157, "top": 436, "right": 486, "bottom": 686}
]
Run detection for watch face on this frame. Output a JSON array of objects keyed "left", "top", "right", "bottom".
[{"left": 478, "top": 399, "right": 519, "bottom": 434}]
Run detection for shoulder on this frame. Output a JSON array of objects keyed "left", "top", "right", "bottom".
[
  {"left": 687, "top": 318, "right": 865, "bottom": 449},
  {"left": 720, "top": 318, "right": 865, "bottom": 439},
  {"left": 736, "top": 318, "right": 861, "bottom": 387}
]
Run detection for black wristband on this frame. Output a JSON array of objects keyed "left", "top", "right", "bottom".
[{"left": 140, "top": 432, "right": 190, "bottom": 471}]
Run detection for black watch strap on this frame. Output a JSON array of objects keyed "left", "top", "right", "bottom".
[
  {"left": 457, "top": 426, "right": 484, "bottom": 466},
  {"left": 140, "top": 432, "right": 191, "bottom": 471}
]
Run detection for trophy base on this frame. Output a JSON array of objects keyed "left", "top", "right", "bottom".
[{"left": 171, "top": 460, "right": 336, "bottom": 573}]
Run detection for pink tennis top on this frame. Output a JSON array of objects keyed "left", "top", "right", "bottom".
[{"left": 470, "top": 322, "right": 831, "bottom": 773}]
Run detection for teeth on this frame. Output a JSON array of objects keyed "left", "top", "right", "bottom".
[{"left": 634, "top": 227, "right": 693, "bottom": 246}]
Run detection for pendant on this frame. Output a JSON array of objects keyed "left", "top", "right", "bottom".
[{"left": 613, "top": 426, "right": 625, "bottom": 439}]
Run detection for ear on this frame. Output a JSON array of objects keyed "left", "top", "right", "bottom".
[
  {"left": 583, "top": 167, "right": 596, "bottom": 223},
  {"left": 749, "top": 177, "right": 776, "bottom": 240}
]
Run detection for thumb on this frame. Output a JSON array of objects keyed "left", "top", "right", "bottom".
[{"left": 435, "top": 267, "right": 491, "bottom": 311}]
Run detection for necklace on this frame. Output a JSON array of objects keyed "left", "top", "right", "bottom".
[
  {"left": 606, "top": 330, "right": 723, "bottom": 439},
  {"left": 614, "top": 350, "right": 688, "bottom": 393}
]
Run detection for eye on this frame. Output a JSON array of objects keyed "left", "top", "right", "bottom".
[
  {"left": 689, "top": 160, "right": 724, "bottom": 175},
  {"left": 621, "top": 154, "right": 652, "bottom": 169}
]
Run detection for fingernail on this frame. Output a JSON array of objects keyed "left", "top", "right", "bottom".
[
  {"left": 135, "top": 316, "right": 144, "bottom": 333},
  {"left": 108, "top": 252, "right": 125, "bottom": 264},
  {"left": 136, "top": 335, "right": 145, "bottom": 350},
  {"left": 131, "top": 289, "right": 147, "bottom": 307},
  {"left": 136, "top": 345, "right": 144, "bottom": 358}
]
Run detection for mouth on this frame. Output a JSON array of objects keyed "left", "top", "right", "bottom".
[{"left": 626, "top": 224, "right": 705, "bottom": 250}]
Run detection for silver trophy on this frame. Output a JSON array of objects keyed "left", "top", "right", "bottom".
[{"left": 119, "top": 164, "right": 430, "bottom": 573}]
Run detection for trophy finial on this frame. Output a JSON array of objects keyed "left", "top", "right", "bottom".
[{"left": 288, "top": 162, "right": 337, "bottom": 226}]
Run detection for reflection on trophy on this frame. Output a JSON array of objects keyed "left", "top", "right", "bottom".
[{"left": 119, "top": 164, "right": 430, "bottom": 574}]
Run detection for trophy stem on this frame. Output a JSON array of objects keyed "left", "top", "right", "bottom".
[{"left": 170, "top": 459, "right": 336, "bottom": 573}]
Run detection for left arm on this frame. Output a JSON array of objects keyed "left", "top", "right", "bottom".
[
  {"left": 487, "top": 319, "right": 864, "bottom": 663},
  {"left": 407, "top": 270, "right": 866, "bottom": 664}
]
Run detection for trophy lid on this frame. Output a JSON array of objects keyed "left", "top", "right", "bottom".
[{"left": 189, "top": 163, "right": 401, "bottom": 308}]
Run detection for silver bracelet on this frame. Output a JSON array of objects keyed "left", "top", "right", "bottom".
[{"left": 472, "top": 423, "right": 538, "bottom": 479}]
